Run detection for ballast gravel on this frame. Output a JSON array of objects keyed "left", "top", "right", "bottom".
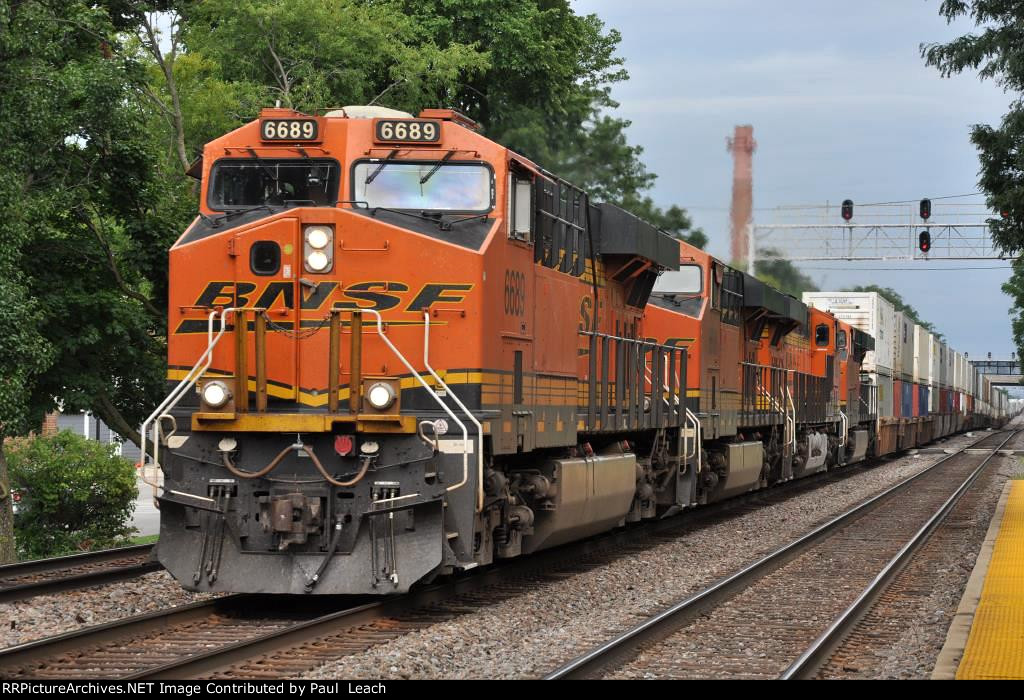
[
  {"left": 0, "top": 570, "right": 218, "bottom": 648},
  {"left": 305, "top": 432, "right": 986, "bottom": 680}
]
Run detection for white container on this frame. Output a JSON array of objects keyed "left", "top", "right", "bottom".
[
  {"left": 953, "top": 351, "right": 963, "bottom": 393},
  {"left": 928, "top": 337, "right": 943, "bottom": 411},
  {"left": 894, "top": 312, "right": 914, "bottom": 381},
  {"left": 945, "top": 344, "right": 955, "bottom": 390},
  {"left": 803, "top": 292, "right": 895, "bottom": 376},
  {"left": 913, "top": 325, "right": 931, "bottom": 384}
]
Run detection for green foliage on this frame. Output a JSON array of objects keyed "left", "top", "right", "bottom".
[
  {"left": 7, "top": 431, "right": 138, "bottom": 558},
  {"left": 0, "top": 0, "right": 170, "bottom": 444},
  {"left": 923, "top": 1, "right": 1024, "bottom": 351},
  {"left": 753, "top": 249, "right": 819, "bottom": 297},
  {"left": 180, "top": 0, "right": 487, "bottom": 128},
  {"left": 922, "top": 1, "right": 1024, "bottom": 255},
  {"left": 1002, "top": 258, "right": 1024, "bottom": 356},
  {"left": 176, "top": 0, "right": 704, "bottom": 244},
  {"left": 849, "top": 285, "right": 940, "bottom": 337}
]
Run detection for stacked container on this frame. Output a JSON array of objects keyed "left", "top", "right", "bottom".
[
  {"left": 895, "top": 312, "right": 914, "bottom": 417},
  {"left": 913, "top": 324, "right": 930, "bottom": 417}
]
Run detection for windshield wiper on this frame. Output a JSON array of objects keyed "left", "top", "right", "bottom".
[
  {"left": 197, "top": 211, "right": 221, "bottom": 228},
  {"left": 365, "top": 149, "right": 400, "bottom": 185},
  {"left": 246, "top": 148, "right": 279, "bottom": 182},
  {"left": 440, "top": 213, "right": 490, "bottom": 231},
  {"left": 369, "top": 206, "right": 447, "bottom": 226},
  {"left": 219, "top": 204, "right": 279, "bottom": 222},
  {"left": 419, "top": 150, "right": 455, "bottom": 185}
]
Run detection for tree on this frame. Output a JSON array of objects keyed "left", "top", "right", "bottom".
[
  {"left": 0, "top": 0, "right": 170, "bottom": 456},
  {"left": 753, "top": 249, "right": 819, "bottom": 297},
  {"left": 1002, "top": 258, "right": 1024, "bottom": 359},
  {"left": 923, "top": 1, "right": 1024, "bottom": 255},
  {"left": 922, "top": 1, "right": 1024, "bottom": 351},
  {"left": 174, "top": 0, "right": 705, "bottom": 246}
]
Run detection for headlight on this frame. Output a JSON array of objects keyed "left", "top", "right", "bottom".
[
  {"left": 306, "top": 250, "right": 330, "bottom": 271},
  {"left": 305, "top": 226, "right": 331, "bottom": 249},
  {"left": 367, "top": 382, "right": 396, "bottom": 410},
  {"left": 202, "top": 381, "right": 231, "bottom": 409},
  {"left": 303, "top": 224, "right": 334, "bottom": 272}
]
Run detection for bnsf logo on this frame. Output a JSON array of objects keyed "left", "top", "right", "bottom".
[{"left": 177, "top": 281, "right": 472, "bottom": 333}]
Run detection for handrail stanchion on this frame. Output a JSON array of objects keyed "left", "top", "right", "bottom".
[
  {"left": 359, "top": 309, "right": 474, "bottom": 509},
  {"left": 139, "top": 307, "right": 239, "bottom": 501},
  {"left": 255, "top": 312, "right": 268, "bottom": 412},
  {"left": 423, "top": 311, "right": 485, "bottom": 512},
  {"left": 349, "top": 311, "right": 362, "bottom": 414},
  {"left": 328, "top": 310, "right": 341, "bottom": 413}
]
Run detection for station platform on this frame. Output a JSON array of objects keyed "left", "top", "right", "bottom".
[{"left": 934, "top": 480, "right": 1024, "bottom": 679}]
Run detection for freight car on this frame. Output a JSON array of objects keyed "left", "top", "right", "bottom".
[
  {"left": 140, "top": 105, "right": 990, "bottom": 596},
  {"left": 803, "top": 292, "right": 1009, "bottom": 445}
]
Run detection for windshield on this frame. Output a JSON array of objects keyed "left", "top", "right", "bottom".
[
  {"left": 209, "top": 159, "right": 340, "bottom": 209},
  {"left": 353, "top": 161, "right": 492, "bottom": 212},
  {"left": 653, "top": 265, "right": 704, "bottom": 294}
]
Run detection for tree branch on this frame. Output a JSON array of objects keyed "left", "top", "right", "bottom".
[
  {"left": 92, "top": 392, "right": 145, "bottom": 456},
  {"left": 78, "top": 208, "right": 162, "bottom": 318},
  {"left": 137, "top": 12, "right": 190, "bottom": 172}
]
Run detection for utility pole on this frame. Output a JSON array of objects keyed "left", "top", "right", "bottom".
[{"left": 727, "top": 125, "right": 756, "bottom": 273}]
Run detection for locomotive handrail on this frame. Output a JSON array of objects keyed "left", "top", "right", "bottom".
[
  {"left": 138, "top": 307, "right": 238, "bottom": 500},
  {"left": 684, "top": 408, "right": 702, "bottom": 475},
  {"left": 838, "top": 409, "right": 848, "bottom": 448},
  {"left": 422, "top": 310, "right": 484, "bottom": 512},
  {"left": 359, "top": 309, "right": 476, "bottom": 511}
]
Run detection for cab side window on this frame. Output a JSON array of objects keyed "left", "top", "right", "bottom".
[
  {"left": 509, "top": 173, "right": 533, "bottom": 242},
  {"left": 815, "top": 323, "right": 830, "bottom": 347}
]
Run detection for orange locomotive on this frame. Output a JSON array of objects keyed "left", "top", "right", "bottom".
[
  {"left": 643, "top": 246, "right": 876, "bottom": 502},
  {"left": 144, "top": 105, "right": 873, "bottom": 595}
]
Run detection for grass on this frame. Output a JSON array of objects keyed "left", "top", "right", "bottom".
[
  {"left": 1013, "top": 457, "right": 1024, "bottom": 480},
  {"left": 129, "top": 534, "right": 159, "bottom": 545}
]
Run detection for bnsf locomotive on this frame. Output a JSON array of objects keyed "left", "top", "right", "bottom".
[{"left": 142, "top": 106, "right": 1003, "bottom": 595}]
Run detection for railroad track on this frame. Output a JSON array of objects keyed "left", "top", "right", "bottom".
[
  {"left": 544, "top": 429, "right": 1017, "bottom": 680},
  {"left": 0, "top": 544, "right": 160, "bottom": 603},
  {"left": 0, "top": 430, "right": 991, "bottom": 679}
]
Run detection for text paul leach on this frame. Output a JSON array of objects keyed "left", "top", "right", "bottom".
[{"left": 2, "top": 682, "right": 387, "bottom": 695}]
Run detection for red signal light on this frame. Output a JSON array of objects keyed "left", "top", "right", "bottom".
[
  {"left": 841, "top": 199, "right": 854, "bottom": 221},
  {"left": 919, "top": 198, "right": 931, "bottom": 220},
  {"left": 919, "top": 230, "right": 931, "bottom": 253}
]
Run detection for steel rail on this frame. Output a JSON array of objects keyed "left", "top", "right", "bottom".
[
  {"left": 543, "top": 430, "right": 1013, "bottom": 680},
  {"left": 0, "top": 453, "right": 886, "bottom": 679},
  {"left": 0, "top": 544, "right": 159, "bottom": 603},
  {"left": 780, "top": 428, "right": 1019, "bottom": 679},
  {"left": 4, "top": 431, "right": 1000, "bottom": 679}
]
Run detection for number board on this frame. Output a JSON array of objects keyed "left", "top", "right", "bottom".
[
  {"left": 260, "top": 119, "right": 319, "bottom": 141},
  {"left": 374, "top": 119, "right": 440, "bottom": 144}
]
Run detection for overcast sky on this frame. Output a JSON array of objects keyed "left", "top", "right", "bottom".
[{"left": 574, "top": 0, "right": 1018, "bottom": 365}]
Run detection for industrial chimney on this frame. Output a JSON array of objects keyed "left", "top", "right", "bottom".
[{"left": 727, "top": 125, "right": 756, "bottom": 268}]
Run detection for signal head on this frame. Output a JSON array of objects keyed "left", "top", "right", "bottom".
[
  {"left": 841, "top": 199, "right": 854, "bottom": 222},
  {"left": 918, "top": 230, "right": 931, "bottom": 253},
  {"left": 919, "top": 198, "right": 931, "bottom": 220}
]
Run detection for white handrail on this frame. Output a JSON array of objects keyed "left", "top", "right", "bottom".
[
  {"left": 785, "top": 384, "right": 797, "bottom": 451},
  {"left": 423, "top": 312, "right": 484, "bottom": 512},
  {"left": 838, "top": 409, "right": 848, "bottom": 448},
  {"left": 138, "top": 307, "right": 238, "bottom": 500},
  {"left": 359, "top": 309, "right": 474, "bottom": 509},
  {"left": 684, "top": 407, "right": 702, "bottom": 475}
]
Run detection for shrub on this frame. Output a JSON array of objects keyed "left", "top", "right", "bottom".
[{"left": 7, "top": 430, "right": 137, "bottom": 558}]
